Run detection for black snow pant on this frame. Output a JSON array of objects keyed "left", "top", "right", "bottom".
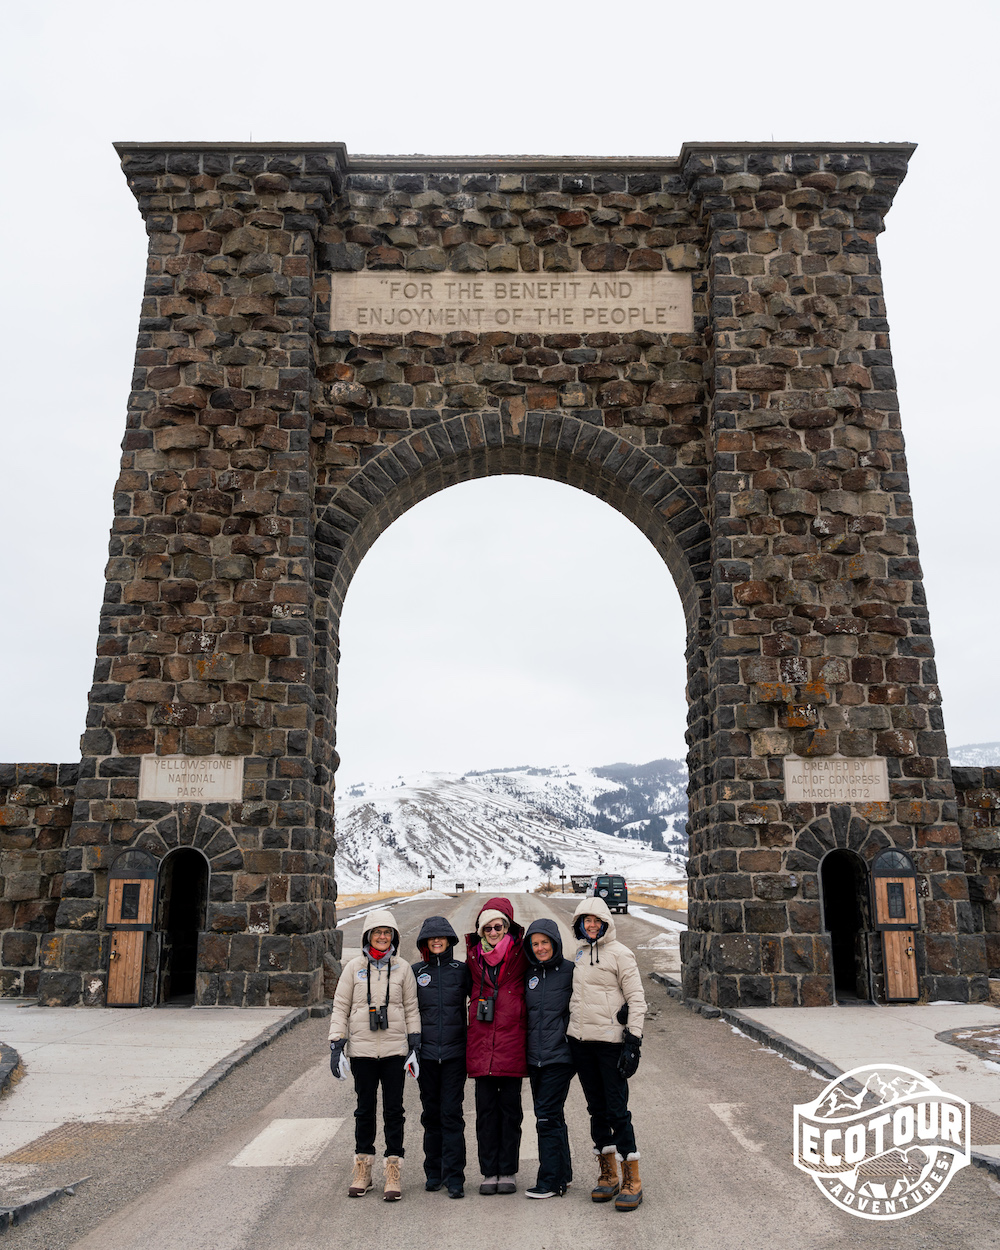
[
  {"left": 417, "top": 1057, "right": 467, "bottom": 1187},
  {"left": 474, "top": 1075, "right": 523, "bottom": 1177},
  {"left": 568, "top": 1038, "right": 637, "bottom": 1158},
  {"left": 352, "top": 1054, "right": 406, "bottom": 1157},
  {"left": 528, "top": 1062, "right": 575, "bottom": 1192}
]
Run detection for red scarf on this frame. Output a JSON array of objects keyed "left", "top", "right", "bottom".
[
  {"left": 481, "top": 933, "right": 511, "bottom": 966},
  {"left": 369, "top": 946, "right": 389, "bottom": 961}
]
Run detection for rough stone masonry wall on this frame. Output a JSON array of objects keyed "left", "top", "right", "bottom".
[
  {"left": 952, "top": 767, "right": 1000, "bottom": 981},
  {"left": 23, "top": 139, "right": 989, "bottom": 1010},
  {"left": 682, "top": 146, "right": 988, "bottom": 1006},
  {"left": 0, "top": 764, "right": 78, "bottom": 997},
  {"left": 35, "top": 148, "right": 343, "bottom": 1008}
]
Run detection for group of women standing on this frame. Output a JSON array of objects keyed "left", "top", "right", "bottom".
[{"left": 328, "top": 893, "right": 647, "bottom": 1212}]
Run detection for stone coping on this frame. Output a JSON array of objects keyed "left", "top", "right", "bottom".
[
  {"left": 0, "top": 1041, "right": 20, "bottom": 1096},
  {"left": 111, "top": 139, "right": 918, "bottom": 172}
]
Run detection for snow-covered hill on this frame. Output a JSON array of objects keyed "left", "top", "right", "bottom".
[
  {"left": 334, "top": 760, "right": 688, "bottom": 892},
  {"left": 950, "top": 742, "right": 1000, "bottom": 766}
]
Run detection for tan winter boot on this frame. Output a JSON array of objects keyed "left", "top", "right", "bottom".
[
  {"left": 383, "top": 1155, "right": 402, "bottom": 1201},
  {"left": 348, "top": 1153, "right": 374, "bottom": 1197},
  {"left": 591, "top": 1146, "right": 620, "bottom": 1203},
  {"left": 615, "top": 1153, "right": 642, "bottom": 1212}
]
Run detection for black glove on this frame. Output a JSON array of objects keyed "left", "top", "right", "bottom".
[
  {"left": 330, "top": 1038, "right": 347, "bottom": 1078},
  {"left": 617, "top": 1028, "right": 641, "bottom": 1079},
  {"left": 407, "top": 1032, "right": 422, "bottom": 1059}
]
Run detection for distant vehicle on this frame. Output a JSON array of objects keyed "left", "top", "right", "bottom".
[
  {"left": 570, "top": 874, "right": 593, "bottom": 894},
  {"left": 586, "top": 874, "right": 628, "bottom": 913}
]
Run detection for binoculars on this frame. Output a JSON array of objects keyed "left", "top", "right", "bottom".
[
  {"left": 369, "top": 1004, "right": 389, "bottom": 1031},
  {"left": 476, "top": 996, "right": 495, "bottom": 1023}
]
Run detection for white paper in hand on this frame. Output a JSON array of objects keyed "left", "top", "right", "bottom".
[
  {"left": 405, "top": 1051, "right": 419, "bottom": 1080},
  {"left": 337, "top": 1052, "right": 351, "bottom": 1080}
]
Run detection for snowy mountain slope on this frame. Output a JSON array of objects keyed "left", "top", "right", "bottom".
[
  {"left": 949, "top": 742, "right": 1000, "bottom": 766},
  {"left": 334, "top": 760, "right": 688, "bottom": 892}
]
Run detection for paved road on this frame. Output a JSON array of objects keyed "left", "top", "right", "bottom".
[{"left": 5, "top": 893, "right": 998, "bottom": 1249}]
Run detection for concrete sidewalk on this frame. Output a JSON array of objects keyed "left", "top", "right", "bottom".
[
  {"left": 0, "top": 1002, "right": 306, "bottom": 1159},
  {"left": 736, "top": 1003, "right": 1000, "bottom": 1153},
  {"left": 651, "top": 972, "right": 1000, "bottom": 1171}
]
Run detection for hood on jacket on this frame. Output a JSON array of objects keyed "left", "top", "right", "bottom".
[
  {"left": 468, "top": 895, "right": 523, "bottom": 952},
  {"left": 362, "top": 906, "right": 401, "bottom": 954},
  {"left": 476, "top": 896, "right": 522, "bottom": 937},
  {"left": 572, "top": 895, "right": 617, "bottom": 944},
  {"left": 416, "top": 914, "right": 459, "bottom": 961},
  {"left": 524, "top": 917, "right": 565, "bottom": 969}
]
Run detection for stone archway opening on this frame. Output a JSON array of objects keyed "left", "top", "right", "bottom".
[
  {"left": 157, "top": 848, "right": 209, "bottom": 1006},
  {"left": 820, "top": 848, "right": 871, "bottom": 1002},
  {"left": 334, "top": 474, "right": 690, "bottom": 789}
]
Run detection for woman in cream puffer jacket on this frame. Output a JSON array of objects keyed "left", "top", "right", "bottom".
[
  {"left": 329, "top": 908, "right": 421, "bottom": 1201},
  {"left": 566, "top": 896, "right": 647, "bottom": 1213}
]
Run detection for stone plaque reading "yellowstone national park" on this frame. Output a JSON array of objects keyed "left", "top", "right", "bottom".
[
  {"left": 330, "top": 271, "right": 693, "bottom": 334},
  {"left": 138, "top": 755, "right": 245, "bottom": 802}
]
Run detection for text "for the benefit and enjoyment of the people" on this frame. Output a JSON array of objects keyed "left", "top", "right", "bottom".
[{"left": 329, "top": 271, "right": 694, "bottom": 334}]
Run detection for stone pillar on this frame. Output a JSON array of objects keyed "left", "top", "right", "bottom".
[
  {"left": 680, "top": 144, "right": 988, "bottom": 1006},
  {"left": 37, "top": 146, "right": 343, "bottom": 1007}
]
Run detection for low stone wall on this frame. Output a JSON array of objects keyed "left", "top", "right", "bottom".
[
  {"left": 952, "top": 766, "right": 1000, "bottom": 980},
  {"left": 0, "top": 764, "right": 78, "bottom": 997}
]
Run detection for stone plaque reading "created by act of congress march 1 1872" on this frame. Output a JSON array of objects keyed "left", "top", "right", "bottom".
[
  {"left": 783, "top": 756, "right": 889, "bottom": 803},
  {"left": 138, "top": 755, "right": 245, "bottom": 802},
  {"left": 330, "top": 271, "right": 693, "bottom": 334}
]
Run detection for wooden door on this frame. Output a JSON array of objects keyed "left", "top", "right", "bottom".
[
  {"left": 882, "top": 929, "right": 919, "bottom": 1001},
  {"left": 873, "top": 875, "right": 918, "bottom": 927},
  {"left": 107, "top": 930, "right": 146, "bottom": 1006}
]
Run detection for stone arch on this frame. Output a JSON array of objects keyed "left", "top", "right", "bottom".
[
  {"left": 31, "top": 140, "right": 989, "bottom": 1011},
  {"left": 314, "top": 412, "right": 710, "bottom": 630},
  {"left": 796, "top": 804, "right": 892, "bottom": 869},
  {"left": 312, "top": 411, "right": 712, "bottom": 824},
  {"left": 132, "top": 806, "right": 243, "bottom": 872}
]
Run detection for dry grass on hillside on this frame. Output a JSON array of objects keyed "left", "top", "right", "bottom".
[
  {"left": 336, "top": 890, "right": 419, "bottom": 908},
  {"left": 535, "top": 879, "right": 688, "bottom": 912},
  {"left": 626, "top": 881, "right": 688, "bottom": 912}
]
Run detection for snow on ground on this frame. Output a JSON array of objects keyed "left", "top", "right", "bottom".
[{"left": 334, "top": 768, "right": 687, "bottom": 893}]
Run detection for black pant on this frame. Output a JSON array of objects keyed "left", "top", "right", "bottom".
[
  {"left": 417, "top": 1057, "right": 467, "bottom": 1186},
  {"left": 528, "top": 1063, "right": 574, "bottom": 1191},
  {"left": 474, "top": 1075, "right": 523, "bottom": 1176},
  {"left": 568, "top": 1038, "right": 637, "bottom": 1157},
  {"left": 352, "top": 1055, "right": 406, "bottom": 1157}
]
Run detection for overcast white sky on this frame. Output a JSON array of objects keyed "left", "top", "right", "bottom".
[{"left": 1, "top": 1, "right": 996, "bottom": 787}]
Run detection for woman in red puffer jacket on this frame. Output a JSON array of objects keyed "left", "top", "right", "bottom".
[{"left": 466, "top": 896, "right": 528, "bottom": 1195}]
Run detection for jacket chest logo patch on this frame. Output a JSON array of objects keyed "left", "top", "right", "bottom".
[
  {"left": 356, "top": 969, "right": 367, "bottom": 979},
  {"left": 528, "top": 976, "right": 539, "bottom": 990},
  {"left": 417, "top": 973, "right": 432, "bottom": 986},
  {"left": 575, "top": 950, "right": 585, "bottom": 962}
]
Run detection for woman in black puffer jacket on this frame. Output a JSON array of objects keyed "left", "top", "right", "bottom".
[
  {"left": 412, "top": 916, "right": 471, "bottom": 1199},
  {"left": 523, "top": 917, "right": 575, "bottom": 1200}
]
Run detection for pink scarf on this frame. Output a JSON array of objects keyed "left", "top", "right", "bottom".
[{"left": 481, "top": 933, "right": 511, "bottom": 966}]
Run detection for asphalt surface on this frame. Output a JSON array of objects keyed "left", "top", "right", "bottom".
[{"left": 4, "top": 892, "right": 998, "bottom": 1249}]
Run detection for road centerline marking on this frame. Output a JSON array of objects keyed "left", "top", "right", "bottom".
[
  {"left": 708, "top": 1103, "right": 765, "bottom": 1154},
  {"left": 229, "top": 1117, "right": 344, "bottom": 1167}
]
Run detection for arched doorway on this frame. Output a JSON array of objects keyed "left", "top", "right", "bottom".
[
  {"left": 820, "top": 849, "right": 871, "bottom": 1002},
  {"left": 157, "top": 848, "right": 209, "bottom": 1005}
]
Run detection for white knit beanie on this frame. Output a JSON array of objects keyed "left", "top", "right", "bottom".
[{"left": 478, "top": 908, "right": 509, "bottom": 934}]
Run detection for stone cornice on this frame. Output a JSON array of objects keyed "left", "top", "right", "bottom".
[{"left": 113, "top": 140, "right": 917, "bottom": 174}]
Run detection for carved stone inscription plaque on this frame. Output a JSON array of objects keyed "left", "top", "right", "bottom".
[
  {"left": 783, "top": 756, "right": 889, "bottom": 803},
  {"left": 138, "top": 755, "right": 244, "bottom": 802},
  {"left": 330, "top": 271, "right": 693, "bottom": 334}
]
